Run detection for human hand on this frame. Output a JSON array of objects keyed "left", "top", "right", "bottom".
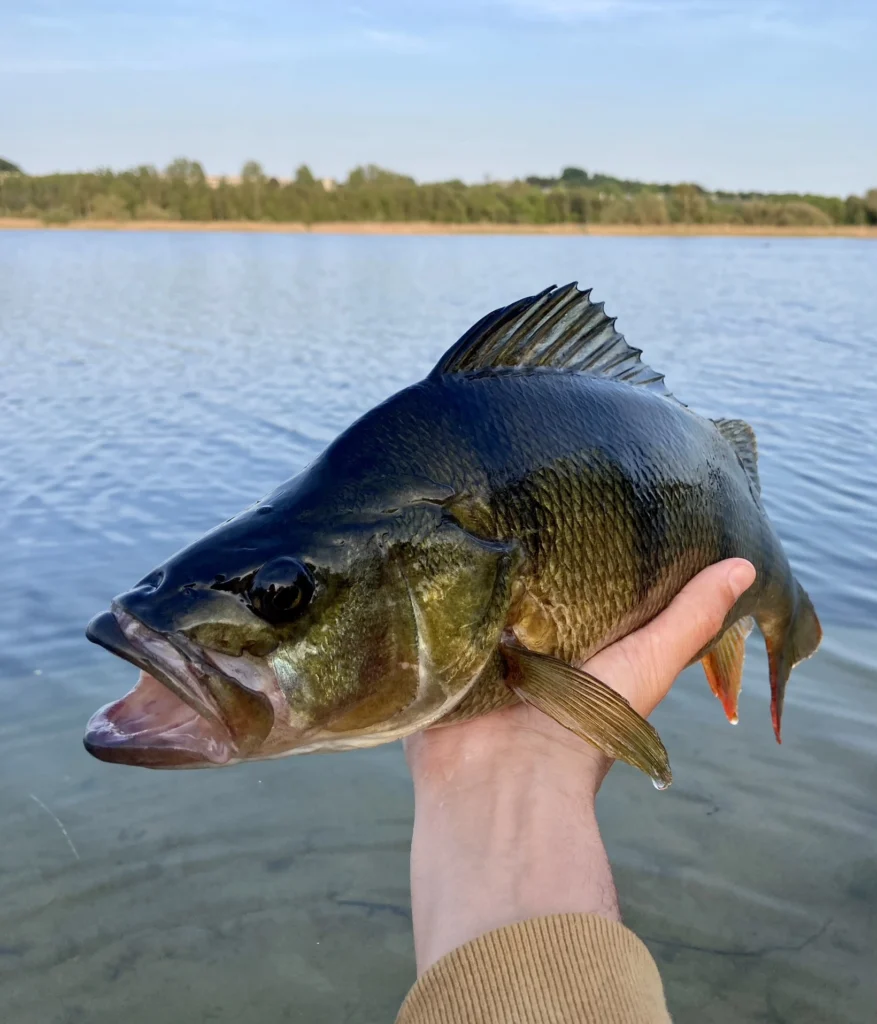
[{"left": 405, "top": 558, "right": 756, "bottom": 972}]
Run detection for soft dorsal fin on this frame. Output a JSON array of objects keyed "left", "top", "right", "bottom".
[
  {"left": 713, "top": 418, "right": 760, "bottom": 494},
  {"left": 431, "top": 282, "right": 678, "bottom": 402}
]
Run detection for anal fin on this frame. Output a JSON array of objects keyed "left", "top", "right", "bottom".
[
  {"left": 501, "top": 640, "right": 672, "bottom": 790},
  {"left": 701, "top": 616, "right": 754, "bottom": 725}
]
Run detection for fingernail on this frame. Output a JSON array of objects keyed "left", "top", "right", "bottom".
[{"left": 728, "top": 562, "right": 755, "bottom": 600}]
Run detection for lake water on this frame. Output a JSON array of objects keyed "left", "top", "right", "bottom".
[{"left": 0, "top": 230, "right": 875, "bottom": 1023}]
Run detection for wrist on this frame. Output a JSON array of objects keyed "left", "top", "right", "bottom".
[{"left": 406, "top": 707, "right": 620, "bottom": 973}]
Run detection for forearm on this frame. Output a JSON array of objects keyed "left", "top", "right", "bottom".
[{"left": 408, "top": 712, "right": 619, "bottom": 974}]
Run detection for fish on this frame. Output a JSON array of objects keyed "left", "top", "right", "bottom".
[{"left": 84, "top": 283, "right": 822, "bottom": 787}]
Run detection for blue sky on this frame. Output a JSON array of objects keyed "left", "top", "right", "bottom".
[{"left": 3, "top": 0, "right": 875, "bottom": 194}]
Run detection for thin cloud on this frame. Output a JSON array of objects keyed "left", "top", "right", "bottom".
[
  {"left": 0, "top": 37, "right": 309, "bottom": 76},
  {"left": 499, "top": 0, "right": 713, "bottom": 19},
  {"left": 362, "top": 28, "right": 430, "bottom": 52},
  {"left": 0, "top": 58, "right": 104, "bottom": 74},
  {"left": 20, "top": 15, "right": 78, "bottom": 30},
  {"left": 496, "top": 0, "right": 869, "bottom": 48}
]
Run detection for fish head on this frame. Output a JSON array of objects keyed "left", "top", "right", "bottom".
[{"left": 84, "top": 472, "right": 520, "bottom": 769}]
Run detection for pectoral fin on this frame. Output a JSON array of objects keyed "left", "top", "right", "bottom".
[
  {"left": 701, "top": 616, "right": 754, "bottom": 725},
  {"left": 501, "top": 640, "right": 672, "bottom": 790}
]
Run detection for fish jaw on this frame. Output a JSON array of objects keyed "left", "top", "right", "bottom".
[
  {"left": 84, "top": 671, "right": 236, "bottom": 768},
  {"left": 84, "top": 607, "right": 276, "bottom": 769}
]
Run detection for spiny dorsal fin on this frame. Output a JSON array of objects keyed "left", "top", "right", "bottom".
[
  {"left": 713, "top": 418, "right": 760, "bottom": 494},
  {"left": 431, "top": 282, "right": 678, "bottom": 402}
]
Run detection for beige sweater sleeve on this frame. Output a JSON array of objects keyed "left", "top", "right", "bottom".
[{"left": 396, "top": 914, "right": 671, "bottom": 1024}]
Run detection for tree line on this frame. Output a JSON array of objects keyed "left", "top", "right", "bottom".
[{"left": 1, "top": 158, "right": 875, "bottom": 228}]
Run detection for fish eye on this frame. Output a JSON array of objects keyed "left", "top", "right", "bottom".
[{"left": 248, "top": 558, "right": 314, "bottom": 626}]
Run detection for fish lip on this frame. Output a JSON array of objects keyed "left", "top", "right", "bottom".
[
  {"left": 87, "top": 605, "right": 231, "bottom": 733},
  {"left": 83, "top": 684, "right": 234, "bottom": 769},
  {"left": 84, "top": 606, "right": 274, "bottom": 766}
]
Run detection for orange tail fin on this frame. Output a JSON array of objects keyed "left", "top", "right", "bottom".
[{"left": 762, "top": 581, "right": 822, "bottom": 743}]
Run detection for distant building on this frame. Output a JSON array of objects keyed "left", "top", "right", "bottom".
[{"left": 205, "top": 175, "right": 241, "bottom": 189}]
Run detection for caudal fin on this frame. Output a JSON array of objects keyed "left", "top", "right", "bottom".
[{"left": 763, "top": 581, "right": 822, "bottom": 743}]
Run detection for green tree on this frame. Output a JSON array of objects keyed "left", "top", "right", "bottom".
[
  {"left": 88, "top": 193, "right": 130, "bottom": 220},
  {"left": 844, "top": 195, "right": 867, "bottom": 225},
  {"left": 165, "top": 158, "right": 205, "bottom": 184},
  {"left": 134, "top": 200, "right": 175, "bottom": 221},
  {"left": 773, "top": 202, "right": 832, "bottom": 227},
  {"left": 0, "top": 159, "right": 866, "bottom": 230},
  {"left": 633, "top": 191, "right": 669, "bottom": 225},
  {"left": 669, "top": 184, "right": 709, "bottom": 223},
  {"left": 241, "top": 160, "right": 265, "bottom": 184},
  {"left": 600, "top": 196, "right": 635, "bottom": 224},
  {"left": 295, "top": 164, "right": 316, "bottom": 186},
  {"left": 0, "top": 157, "right": 22, "bottom": 173},
  {"left": 559, "top": 167, "right": 590, "bottom": 187},
  {"left": 240, "top": 160, "right": 266, "bottom": 219}
]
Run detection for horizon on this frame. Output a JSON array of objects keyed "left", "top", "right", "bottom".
[{"left": 4, "top": 1, "right": 875, "bottom": 196}]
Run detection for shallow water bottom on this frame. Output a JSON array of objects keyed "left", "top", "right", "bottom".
[{"left": 1, "top": 627, "right": 874, "bottom": 1024}]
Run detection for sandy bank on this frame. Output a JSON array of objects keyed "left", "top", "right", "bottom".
[{"left": 1, "top": 218, "right": 875, "bottom": 239}]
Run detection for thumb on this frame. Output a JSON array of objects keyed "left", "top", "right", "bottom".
[{"left": 585, "top": 558, "right": 756, "bottom": 717}]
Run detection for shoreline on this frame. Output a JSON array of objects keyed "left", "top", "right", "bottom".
[{"left": 0, "top": 217, "right": 874, "bottom": 239}]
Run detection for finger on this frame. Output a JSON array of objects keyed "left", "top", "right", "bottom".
[{"left": 585, "top": 558, "right": 756, "bottom": 717}]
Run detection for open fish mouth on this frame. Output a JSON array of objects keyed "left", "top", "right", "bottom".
[{"left": 84, "top": 607, "right": 274, "bottom": 768}]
